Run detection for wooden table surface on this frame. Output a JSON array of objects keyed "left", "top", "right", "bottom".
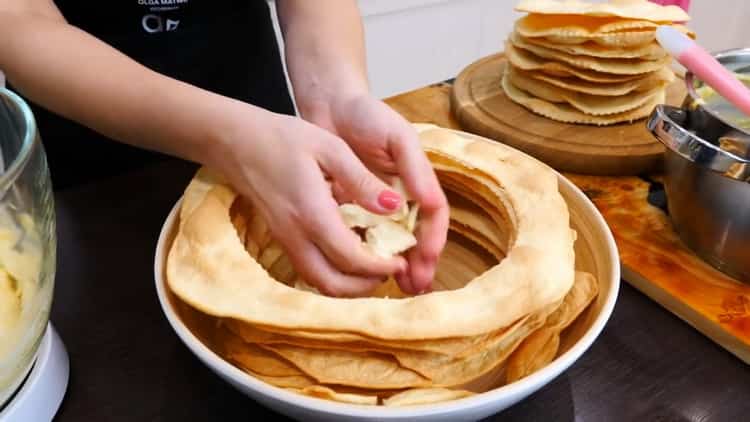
[{"left": 50, "top": 82, "right": 750, "bottom": 421}]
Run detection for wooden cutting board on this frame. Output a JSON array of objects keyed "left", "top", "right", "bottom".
[
  {"left": 385, "top": 81, "right": 750, "bottom": 365},
  {"left": 450, "top": 53, "right": 687, "bottom": 176}
]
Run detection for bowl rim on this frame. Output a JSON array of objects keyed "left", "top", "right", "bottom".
[{"left": 153, "top": 172, "right": 620, "bottom": 418}]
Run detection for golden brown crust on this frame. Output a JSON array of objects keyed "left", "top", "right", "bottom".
[
  {"left": 505, "top": 42, "right": 645, "bottom": 83},
  {"left": 514, "top": 0, "right": 690, "bottom": 22},
  {"left": 502, "top": 69, "right": 666, "bottom": 125},
  {"left": 510, "top": 31, "right": 671, "bottom": 75}
]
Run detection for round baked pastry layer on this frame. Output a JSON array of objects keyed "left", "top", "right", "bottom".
[{"left": 166, "top": 124, "right": 576, "bottom": 340}]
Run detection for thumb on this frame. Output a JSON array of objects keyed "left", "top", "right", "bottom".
[{"left": 318, "top": 139, "right": 403, "bottom": 215}]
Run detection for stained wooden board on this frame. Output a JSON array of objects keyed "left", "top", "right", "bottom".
[
  {"left": 566, "top": 175, "right": 750, "bottom": 365},
  {"left": 450, "top": 53, "right": 686, "bottom": 176},
  {"left": 385, "top": 81, "right": 750, "bottom": 365}
]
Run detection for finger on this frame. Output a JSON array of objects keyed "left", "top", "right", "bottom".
[
  {"left": 332, "top": 170, "right": 397, "bottom": 204},
  {"left": 373, "top": 170, "right": 399, "bottom": 187},
  {"left": 282, "top": 230, "right": 384, "bottom": 297},
  {"left": 387, "top": 121, "right": 445, "bottom": 211},
  {"left": 406, "top": 245, "right": 437, "bottom": 294},
  {"left": 410, "top": 195, "right": 450, "bottom": 293},
  {"left": 297, "top": 159, "right": 407, "bottom": 278},
  {"left": 317, "top": 137, "right": 404, "bottom": 215},
  {"left": 305, "top": 196, "right": 408, "bottom": 278},
  {"left": 394, "top": 267, "right": 415, "bottom": 295},
  {"left": 330, "top": 180, "right": 349, "bottom": 204},
  {"left": 387, "top": 122, "right": 450, "bottom": 292}
]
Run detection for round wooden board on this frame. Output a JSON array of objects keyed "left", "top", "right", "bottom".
[{"left": 450, "top": 53, "right": 687, "bottom": 175}]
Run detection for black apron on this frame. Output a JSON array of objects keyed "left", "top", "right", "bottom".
[{"left": 14, "top": 0, "right": 295, "bottom": 190}]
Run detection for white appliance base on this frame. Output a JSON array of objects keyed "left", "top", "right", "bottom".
[{"left": 0, "top": 324, "right": 69, "bottom": 422}]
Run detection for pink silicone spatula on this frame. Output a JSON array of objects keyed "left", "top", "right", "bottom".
[{"left": 656, "top": 25, "right": 750, "bottom": 117}]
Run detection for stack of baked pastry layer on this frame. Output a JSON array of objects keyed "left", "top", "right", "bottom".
[
  {"left": 503, "top": 0, "right": 694, "bottom": 125},
  {"left": 166, "top": 124, "right": 601, "bottom": 407}
]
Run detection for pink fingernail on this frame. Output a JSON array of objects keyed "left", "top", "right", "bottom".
[{"left": 378, "top": 190, "right": 401, "bottom": 210}]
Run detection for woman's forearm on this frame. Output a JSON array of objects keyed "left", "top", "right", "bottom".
[
  {"left": 276, "top": 0, "right": 370, "bottom": 120},
  {"left": 0, "top": 8, "right": 272, "bottom": 167}
]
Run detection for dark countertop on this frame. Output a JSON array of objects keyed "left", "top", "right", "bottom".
[{"left": 50, "top": 159, "right": 750, "bottom": 422}]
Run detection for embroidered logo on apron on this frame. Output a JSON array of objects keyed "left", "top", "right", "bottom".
[{"left": 137, "top": 0, "right": 189, "bottom": 33}]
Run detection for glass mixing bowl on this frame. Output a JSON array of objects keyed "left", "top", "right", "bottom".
[{"left": 0, "top": 88, "right": 56, "bottom": 406}]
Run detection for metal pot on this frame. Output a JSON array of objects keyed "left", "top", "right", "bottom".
[{"left": 647, "top": 48, "right": 750, "bottom": 283}]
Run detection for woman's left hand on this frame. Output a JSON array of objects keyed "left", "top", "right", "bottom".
[{"left": 303, "top": 93, "right": 450, "bottom": 295}]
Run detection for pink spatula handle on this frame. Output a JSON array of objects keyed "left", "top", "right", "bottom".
[
  {"left": 657, "top": 25, "right": 750, "bottom": 117},
  {"left": 649, "top": 0, "right": 690, "bottom": 12}
]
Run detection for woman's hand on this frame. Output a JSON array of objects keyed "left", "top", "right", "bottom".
[
  {"left": 274, "top": 0, "right": 449, "bottom": 294},
  {"left": 213, "top": 106, "right": 412, "bottom": 297},
  {"left": 302, "top": 93, "right": 450, "bottom": 295}
]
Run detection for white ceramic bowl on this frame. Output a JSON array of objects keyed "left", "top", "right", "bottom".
[{"left": 154, "top": 172, "right": 620, "bottom": 422}]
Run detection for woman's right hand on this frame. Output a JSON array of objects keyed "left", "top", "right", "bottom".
[{"left": 211, "top": 106, "right": 410, "bottom": 297}]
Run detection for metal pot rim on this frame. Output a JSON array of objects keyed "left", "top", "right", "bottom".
[{"left": 647, "top": 104, "right": 750, "bottom": 182}]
